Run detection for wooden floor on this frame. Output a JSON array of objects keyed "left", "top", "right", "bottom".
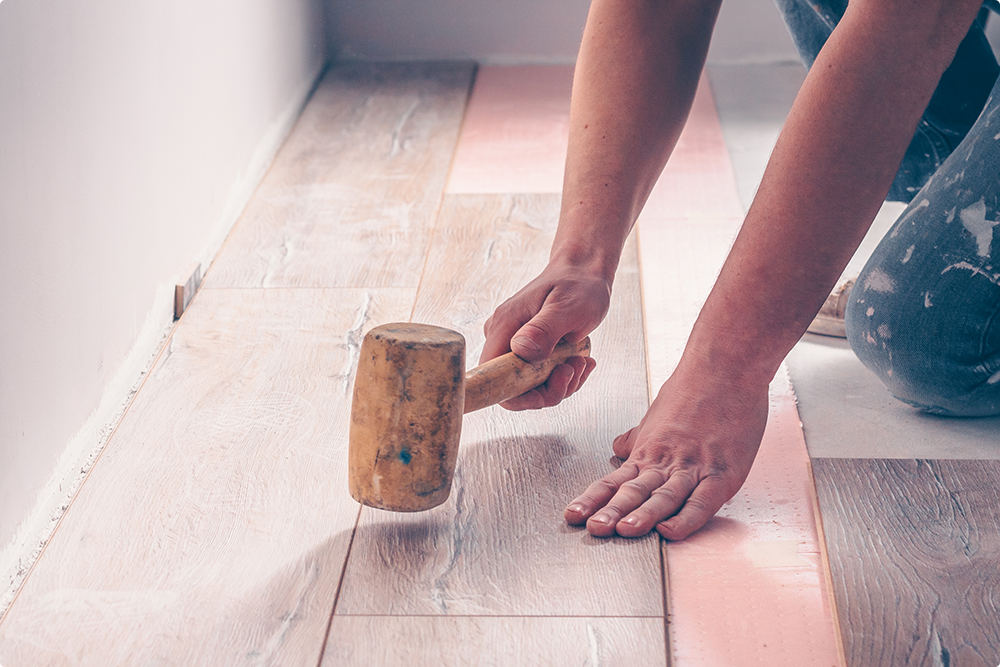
[{"left": 1, "top": 61, "right": 998, "bottom": 667}]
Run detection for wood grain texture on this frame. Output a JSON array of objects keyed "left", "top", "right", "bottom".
[
  {"left": 813, "top": 459, "right": 1000, "bottom": 667},
  {"left": 335, "top": 194, "right": 662, "bottom": 619},
  {"left": 322, "top": 616, "right": 666, "bottom": 666},
  {"left": 0, "top": 288, "right": 414, "bottom": 665},
  {"left": 174, "top": 262, "right": 202, "bottom": 319},
  {"left": 204, "top": 61, "right": 474, "bottom": 289}
]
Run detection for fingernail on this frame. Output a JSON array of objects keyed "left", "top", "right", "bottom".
[
  {"left": 620, "top": 516, "right": 638, "bottom": 526},
  {"left": 566, "top": 503, "right": 584, "bottom": 515},
  {"left": 590, "top": 513, "right": 611, "bottom": 525},
  {"left": 512, "top": 336, "right": 541, "bottom": 355}
]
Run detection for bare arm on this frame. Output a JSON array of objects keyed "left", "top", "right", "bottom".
[
  {"left": 482, "top": 0, "right": 985, "bottom": 539},
  {"left": 480, "top": 0, "right": 723, "bottom": 409},
  {"left": 690, "top": 0, "right": 985, "bottom": 387},
  {"left": 568, "top": 0, "right": 986, "bottom": 540}
]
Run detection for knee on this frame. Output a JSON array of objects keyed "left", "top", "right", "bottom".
[{"left": 845, "top": 267, "right": 1000, "bottom": 417}]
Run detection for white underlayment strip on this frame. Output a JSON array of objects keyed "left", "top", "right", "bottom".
[{"left": 0, "top": 68, "right": 323, "bottom": 619}]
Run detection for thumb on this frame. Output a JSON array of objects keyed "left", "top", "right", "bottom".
[{"left": 510, "top": 309, "right": 573, "bottom": 363}]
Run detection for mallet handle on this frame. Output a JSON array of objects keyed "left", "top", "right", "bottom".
[{"left": 463, "top": 337, "right": 591, "bottom": 413}]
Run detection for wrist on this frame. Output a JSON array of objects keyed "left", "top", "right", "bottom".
[
  {"left": 548, "top": 240, "right": 621, "bottom": 285},
  {"left": 549, "top": 207, "right": 632, "bottom": 284},
  {"left": 676, "top": 320, "right": 785, "bottom": 392}
]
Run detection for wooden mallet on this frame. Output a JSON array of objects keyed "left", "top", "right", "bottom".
[{"left": 348, "top": 323, "right": 591, "bottom": 511}]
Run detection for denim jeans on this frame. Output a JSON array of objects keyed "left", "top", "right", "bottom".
[
  {"left": 774, "top": 0, "right": 999, "bottom": 203},
  {"left": 775, "top": 0, "right": 1000, "bottom": 416}
]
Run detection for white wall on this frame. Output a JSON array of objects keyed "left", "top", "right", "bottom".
[
  {"left": 325, "top": 0, "right": 798, "bottom": 65},
  {"left": 0, "top": 0, "right": 325, "bottom": 597}
]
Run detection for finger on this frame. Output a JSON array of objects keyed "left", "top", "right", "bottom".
[
  {"left": 655, "top": 477, "right": 733, "bottom": 541},
  {"left": 510, "top": 322, "right": 558, "bottom": 363},
  {"left": 615, "top": 472, "right": 700, "bottom": 538},
  {"left": 481, "top": 288, "right": 553, "bottom": 363},
  {"left": 584, "top": 469, "right": 668, "bottom": 537},
  {"left": 498, "top": 363, "right": 575, "bottom": 411},
  {"left": 510, "top": 297, "right": 586, "bottom": 363},
  {"left": 480, "top": 312, "right": 521, "bottom": 364},
  {"left": 564, "top": 356, "right": 596, "bottom": 397},
  {"left": 561, "top": 356, "right": 589, "bottom": 396},
  {"left": 611, "top": 425, "right": 638, "bottom": 460},
  {"left": 578, "top": 357, "right": 597, "bottom": 389},
  {"left": 564, "top": 463, "right": 640, "bottom": 528}
]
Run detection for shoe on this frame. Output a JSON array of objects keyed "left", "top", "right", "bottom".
[{"left": 807, "top": 279, "right": 854, "bottom": 338}]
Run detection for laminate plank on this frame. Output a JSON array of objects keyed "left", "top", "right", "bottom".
[
  {"left": 446, "top": 65, "right": 573, "bottom": 194},
  {"left": 204, "top": 61, "right": 475, "bottom": 289},
  {"left": 813, "top": 458, "right": 1000, "bottom": 667},
  {"left": 322, "top": 616, "right": 666, "bottom": 667},
  {"left": 0, "top": 288, "right": 414, "bottom": 665},
  {"left": 335, "top": 194, "right": 662, "bottom": 619}
]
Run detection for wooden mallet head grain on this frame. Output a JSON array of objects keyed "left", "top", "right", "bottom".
[{"left": 348, "top": 323, "right": 590, "bottom": 512}]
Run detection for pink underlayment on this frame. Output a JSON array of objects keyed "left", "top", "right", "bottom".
[
  {"left": 449, "top": 65, "right": 844, "bottom": 665},
  {"left": 446, "top": 65, "right": 573, "bottom": 194},
  {"left": 639, "top": 78, "right": 843, "bottom": 667}
]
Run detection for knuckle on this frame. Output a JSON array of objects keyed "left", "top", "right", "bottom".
[
  {"left": 519, "top": 320, "right": 556, "bottom": 341},
  {"left": 594, "top": 478, "right": 621, "bottom": 495},
  {"left": 662, "top": 466, "right": 697, "bottom": 487},
  {"left": 680, "top": 494, "right": 714, "bottom": 515},
  {"left": 619, "top": 479, "right": 648, "bottom": 496},
  {"left": 649, "top": 485, "right": 684, "bottom": 504},
  {"left": 705, "top": 461, "right": 731, "bottom": 477},
  {"left": 603, "top": 500, "right": 631, "bottom": 516}
]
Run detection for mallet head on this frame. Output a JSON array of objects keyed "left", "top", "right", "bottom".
[{"left": 348, "top": 323, "right": 466, "bottom": 512}]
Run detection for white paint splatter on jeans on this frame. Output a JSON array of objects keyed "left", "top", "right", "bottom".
[
  {"left": 941, "top": 261, "right": 1000, "bottom": 285},
  {"left": 863, "top": 267, "right": 897, "bottom": 293},
  {"left": 959, "top": 198, "right": 1000, "bottom": 257}
]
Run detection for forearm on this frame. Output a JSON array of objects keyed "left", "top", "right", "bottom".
[
  {"left": 552, "top": 0, "right": 723, "bottom": 282},
  {"left": 682, "top": 0, "right": 985, "bottom": 386}
]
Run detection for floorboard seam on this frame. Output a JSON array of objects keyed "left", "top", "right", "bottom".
[
  {"left": 659, "top": 538, "right": 672, "bottom": 667},
  {"left": 316, "top": 504, "right": 363, "bottom": 667},
  {"left": 806, "top": 458, "right": 848, "bottom": 667}
]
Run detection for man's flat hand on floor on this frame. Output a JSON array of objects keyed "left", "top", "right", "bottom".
[{"left": 564, "top": 369, "right": 768, "bottom": 540}]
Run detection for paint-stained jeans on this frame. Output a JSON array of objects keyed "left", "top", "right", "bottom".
[
  {"left": 774, "top": 0, "right": 999, "bottom": 203},
  {"left": 775, "top": 0, "right": 1000, "bottom": 415},
  {"left": 846, "top": 81, "right": 1000, "bottom": 416}
]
